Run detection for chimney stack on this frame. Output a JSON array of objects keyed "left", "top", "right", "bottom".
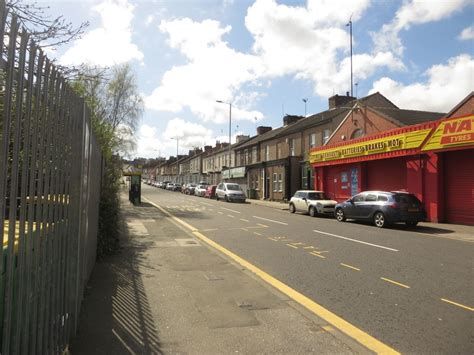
[
  {"left": 328, "top": 94, "right": 356, "bottom": 109},
  {"left": 257, "top": 126, "right": 272, "bottom": 135},
  {"left": 283, "top": 115, "right": 304, "bottom": 126}
]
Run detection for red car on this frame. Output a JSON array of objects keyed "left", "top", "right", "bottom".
[{"left": 204, "top": 185, "right": 217, "bottom": 199}]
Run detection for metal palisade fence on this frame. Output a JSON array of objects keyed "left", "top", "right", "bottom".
[{"left": 0, "top": 1, "right": 102, "bottom": 354}]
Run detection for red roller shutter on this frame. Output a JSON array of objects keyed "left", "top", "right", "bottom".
[
  {"left": 366, "top": 157, "right": 407, "bottom": 192},
  {"left": 324, "top": 165, "right": 356, "bottom": 201},
  {"left": 444, "top": 149, "right": 474, "bottom": 225}
]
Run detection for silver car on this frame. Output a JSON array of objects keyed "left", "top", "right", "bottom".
[{"left": 215, "top": 182, "right": 246, "bottom": 203}]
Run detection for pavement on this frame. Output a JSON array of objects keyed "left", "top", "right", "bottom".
[{"left": 70, "top": 192, "right": 370, "bottom": 355}]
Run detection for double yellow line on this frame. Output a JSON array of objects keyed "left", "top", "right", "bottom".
[{"left": 144, "top": 197, "right": 399, "bottom": 355}]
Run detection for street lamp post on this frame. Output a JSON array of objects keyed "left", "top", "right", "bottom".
[
  {"left": 171, "top": 136, "right": 179, "bottom": 180},
  {"left": 216, "top": 100, "right": 232, "bottom": 170},
  {"left": 302, "top": 98, "right": 308, "bottom": 116}
]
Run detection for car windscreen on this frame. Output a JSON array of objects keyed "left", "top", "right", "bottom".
[
  {"left": 394, "top": 194, "right": 421, "bottom": 205},
  {"left": 226, "top": 184, "right": 240, "bottom": 191},
  {"left": 307, "top": 192, "right": 328, "bottom": 200}
]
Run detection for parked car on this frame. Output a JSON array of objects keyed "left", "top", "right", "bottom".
[
  {"left": 166, "top": 183, "right": 175, "bottom": 191},
  {"left": 289, "top": 190, "right": 338, "bottom": 217},
  {"left": 215, "top": 182, "right": 246, "bottom": 203},
  {"left": 334, "top": 191, "right": 426, "bottom": 228},
  {"left": 161, "top": 181, "right": 171, "bottom": 189},
  {"left": 194, "top": 185, "right": 207, "bottom": 197},
  {"left": 204, "top": 185, "right": 217, "bottom": 199},
  {"left": 183, "top": 183, "right": 197, "bottom": 195}
]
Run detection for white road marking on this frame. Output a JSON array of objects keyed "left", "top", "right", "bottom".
[
  {"left": 240, "top": 218, "right": 249, "bottom": 223},
  {"left": 221, "top": 207, "right": 241, "bottom": 214},
  {"left": 312, "top": 230, "right": 399, "bottom": 252},
  {"left": 253, "top": 216, "right": 288, "bottom": 225},
  {"left": 227, "top": 215, "right": 235, "bottom": 218},
  {"left": 217, "top": 211, "right": 223, "bottom": 215}
]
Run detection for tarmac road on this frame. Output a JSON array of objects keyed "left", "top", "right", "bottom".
[{"left": 142, "top": 184, "right": 474, "bottom": 354}]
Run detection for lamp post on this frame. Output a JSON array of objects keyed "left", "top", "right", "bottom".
[
  {"left": 171, "top": 136, "right": 179, "bottom": 180},
  {"left": 216, "top": 100, "right": 232, "bottom": 169},
  {"left": 302, "top": 98, "right": 308, "bottom": 116},
  {"left": 346, "top": 19, "right": 353, "bottom": 97}
]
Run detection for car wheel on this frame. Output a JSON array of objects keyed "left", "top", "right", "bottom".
[
  {"left": 289, "top": 203, "right": 296, "bottom": 213},
  {"left": 335, "top": 208, "right": 345, "bottom": 222},
  {"left": 406, "top": 221, "right": 418, "bottom": 227},
  {"left": 216, "top": 194, "right": 219, "bottom": 201},
  {"left": 374, "top": 212, "right": 386, "bottom": 228},
  {"left": 224, "top": 195, "right": 228, "bottom": 202},
  {"left": 309, "top": 206, "right": 317, "bottom": 217}
]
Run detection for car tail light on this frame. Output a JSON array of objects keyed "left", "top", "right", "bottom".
[{"left": 388, "top": 203, "right": 399, "bottom": 209}]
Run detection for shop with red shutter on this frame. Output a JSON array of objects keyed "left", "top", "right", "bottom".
[{"left": 310, "top": 93, "right": 474, "bottom": 225}]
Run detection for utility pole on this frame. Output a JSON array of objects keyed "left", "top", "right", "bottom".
[{"left": 346, "top": 17, "right": 353, "bottom": 97}]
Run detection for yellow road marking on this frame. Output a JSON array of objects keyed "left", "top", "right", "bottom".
[
  {"left": 254, "top": 232, "right": 262, "bottom": 236},
  {"left": 286, "top": 244, "right": 298, "bottom": 249},
  {"left": 322, "top": 325, "right": 334, "bottom": 332},
  {"left": 310, "top": 251, "right": 326, "bottom": 259},
  {"left": 380, "top": 277, "right": 410, "bottom": 289},
  {"left": 290, "top": 242, "right": 305, "bottom": 246},
  {"left": 268, "top": 237, "right": 279, "bottom": 241},
  {"left": 144, "top": 197, "right": 400, "bottom": 355},
  {"left": 257, "top": 223, "right": 268, "bottom": 228},
  {"left": 201, "top": 228, "right": 218, "bottom": 232},
  {"left": 240, "top": 218, "right": 249, "bottom": 222},
  {"left": 340, "top": 263, "right": 361, "bottom": 271},
  {"left": 441, "top": 298, "right": 474, "bottom": 312},
  {"left": 217, "top": 211, "right": 223, "bottom": 215},
  {"left": 303, "top": 246, "right": 315, "bottom": 250}
]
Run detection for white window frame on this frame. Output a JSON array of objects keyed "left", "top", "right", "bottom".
[
  {"left": 265, "top": 146, "right": 270, "bottom": 161},
  {"left": 273, "top": 173, "right": 277, "bottom": 192},
  {"left": 289, "top": 139, "right": 295, "bottom": 156},
  {"left": 323, "top": 129, "right": 331, "bottom": 144},
  {"left": 309, "top": 133, "right": 316, "bottom": 149},
  {"left": 278, "top": 173, "right": 283, "bottom": 192}
]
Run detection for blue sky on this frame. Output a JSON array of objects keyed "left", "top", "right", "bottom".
[{"left": 42, "top": 0, "right": 473, "bottom": 158}]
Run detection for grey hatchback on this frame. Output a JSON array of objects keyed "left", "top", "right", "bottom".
[{"left": 334, "top": 191, "right": 426, "bottom": 228}]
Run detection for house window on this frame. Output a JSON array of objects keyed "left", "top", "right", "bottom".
[
  {"left": 309, "top": 133, "right": 316, "bottom": 149},
  {"left": 252, "top": 147, "right": 257, "bottom": 163},
  {"left": 323, "top": 129, "right": 331, "bottom": 144},
  {"left": 265, "top": 146, "right": 270, "bottom": 161},
  {"left": 351, "top": 128, "right": 364, "bottom": 139},
  {"left": 255, "top": 173, "right": 259, "bottom": 189},
  {"left": 273, "top": 173, "right": 278, "bottom": 192},
  {"left": 277, "top": 143, "right": 281, "bottom": 159},
  {"left": 278, "top": 173, "right": 283, "bottom": 192},
  {"left": 244, "top": 149, "right": 248, "bottom": 165},
  {"left": 289, "top": 139, "right": 295, "bottom": 156}
]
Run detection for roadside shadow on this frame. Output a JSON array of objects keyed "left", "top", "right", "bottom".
[
  {"left": 344, "top": 219, "right": 456, "bottom": 235},
  {"left": 70, "top": 206, "right": 163, "bottom": 354}
]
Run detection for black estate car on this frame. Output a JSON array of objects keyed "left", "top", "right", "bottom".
[{"left": 335, "top": 191, "right": 426, "bottom": 228}]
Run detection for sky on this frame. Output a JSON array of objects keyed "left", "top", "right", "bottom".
[{"left": 40, "top": 0, "right": 473, "bottom": 159}]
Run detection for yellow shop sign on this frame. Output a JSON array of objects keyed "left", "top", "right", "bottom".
[
  {"left": 422, "top": 115, "right": 474, "bottom": 151},
  {"left": 310, "top": 129, "right": 432, "bottom": 164}
]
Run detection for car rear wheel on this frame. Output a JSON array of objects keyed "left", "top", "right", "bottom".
[
  {"left": 374, "top": 212, "right": 386, "bottom": 228},
  {"left": 335, "top": 208, "right": 345, "bottom": 222},
  {"left": 406, "top": 221, "right": 418, "bottom": 227},
  {"left": 309, "top": 206, "right": 317, "bottom": 217},
  {"left": 289, "top": 203, "right": 296, "bottom": 213},
  {"left": 224, "top": 195, "right": 229, "bottom": 202}
]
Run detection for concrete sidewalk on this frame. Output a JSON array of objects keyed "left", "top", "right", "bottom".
[{"left": 70, "top": 194, "right": 368, "bottom": 354}]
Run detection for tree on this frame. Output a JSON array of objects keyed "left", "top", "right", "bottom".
[{"left": 72, "top": 63, "right": 143, "bottom": 257}]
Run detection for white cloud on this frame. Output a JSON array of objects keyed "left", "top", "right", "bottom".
[
  {"left": 163, "top": 118, "right": 214, "bottom": 150},
  {"left": 372, "top": 0, "right": 471, "bottom": 56},
  {"left": 370, "top": 54, "right": 473, "bottom": 112},
  {"left": 60, "top": 0, "right": 143, "bottom": 67},
  {"left": 145, "top": 18, "right": 265, "bottom": 123},
  {"left": 145, "top": 15, "right": 155, "bottom": 27},
  {"left": 246, "top": 0, "right": 398, "bottom": 97},
  {"left": 145, "top": 0, "right": 400, "bottom": 121},
  {"left": 458, "top": 25, "right": 474, "bottom": 40}
]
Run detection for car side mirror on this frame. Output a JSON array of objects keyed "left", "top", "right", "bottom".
[{"left": 302, "top": 197, "right": 307, "bottom": 201}]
